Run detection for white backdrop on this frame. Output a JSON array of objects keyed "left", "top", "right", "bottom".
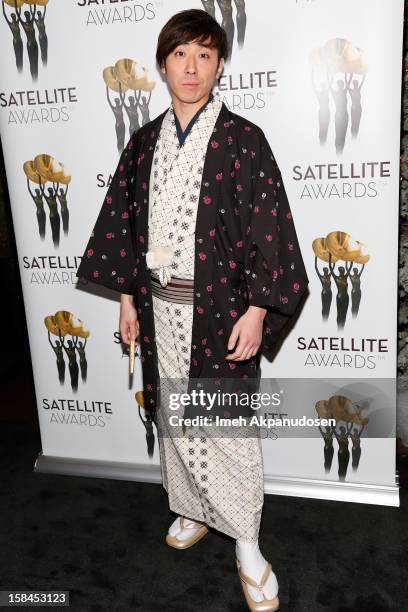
[{"left": 0, "top": 0, "right": 403, "bottom": 506}]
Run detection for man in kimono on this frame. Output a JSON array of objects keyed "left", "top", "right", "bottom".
[{"left": 76, "top": 9, "right": 308, "bottom": 611}]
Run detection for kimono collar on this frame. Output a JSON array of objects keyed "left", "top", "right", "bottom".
[{"left": 170, "top": 92, "right": 216, "bottom": 146}]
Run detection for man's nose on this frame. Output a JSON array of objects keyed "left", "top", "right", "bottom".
[{"left": 185, "top": 58, "right": 197, "bottom": 74}]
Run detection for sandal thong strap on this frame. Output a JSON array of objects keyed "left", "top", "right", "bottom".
[
  {"left": 237, "top": 560, "right": 272, "bottom": 591},
  {"left": 180, "top": 516, "right": 205, "bottom": 530}
]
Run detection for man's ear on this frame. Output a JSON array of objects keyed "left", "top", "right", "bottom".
[
  {"left": 216, "top": 57, "right": 225, "bottom": 79},
  {"left": 160, "top": 60, "right": 166, "bottom": 75}
]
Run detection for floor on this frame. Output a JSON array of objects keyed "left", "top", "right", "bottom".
[{"left": 1, "top": 368, "right": 408, "bottom": 611}]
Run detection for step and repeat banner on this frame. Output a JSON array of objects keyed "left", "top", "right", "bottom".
[{"left": 0, "top": 0, "right": 403, "bottom": 505}]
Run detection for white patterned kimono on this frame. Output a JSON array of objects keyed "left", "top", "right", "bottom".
[{"left": 148, "top": 93, "right": 264, "bottom": 542}]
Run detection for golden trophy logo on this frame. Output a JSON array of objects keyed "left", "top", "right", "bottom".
[
  {"left": 201, "top": 0, "right": 247, "bottom": 60},
  {"left": 312, "top": 230, "right": 370, "bottom": 329},
  {"left": 45, "top": 310, "right": 90, "bottom": 393},
  {"left": 2, "top": 0, "right": 50, "bottom": 81},
  {"left": 310, "top": 38, "right": 368, "bottom": 154},
  {"left": 23, "top": 154, "right": 71, "bottom": 248},
  {"left": 103, "top": 58, "right": 155, "bottom": 154},
  {"left": 316, "top": 394, "right": 369, "bottom": 479}
]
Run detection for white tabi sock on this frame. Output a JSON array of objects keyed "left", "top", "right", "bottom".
[
  {"left": 168, "top": 515, "right": 205, "bottom": 542},
  {"left": 236, "top": 539, "right": 279, "bottom": 602}
]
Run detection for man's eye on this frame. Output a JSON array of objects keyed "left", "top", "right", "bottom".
[
  {"left": 175, "top": 50, "right": 184, "bottom": 57},
  {"left": 200, "top": 53, "right": 210, "bottom": 59}
]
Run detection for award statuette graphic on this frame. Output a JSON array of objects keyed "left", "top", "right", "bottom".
[
  {"left": 310, "top": 38, "right": 368, "bottom": 154},
  {"left": 103, "top": 58, "right": 155, "bottom": 154},
  {"left": 45, "top": 311, "right": 90, "bottom": 393},
  {"left": 201, "top": 0, "right": 247, "bottom": 60},
  {"left": 2, "top": 0, "right": 49, "bottom": 81},
  {"left": 316, "top": 395, "right": 369, "bottom": 480},
  {"left": 313, "top": 230, "right": 370, "bottom": 329},
  {"left": 135, "top": 390, "right": 156, "bottom": 458},
  {"left": 23, "top": 154, "right": 71, "bottom": 247}
]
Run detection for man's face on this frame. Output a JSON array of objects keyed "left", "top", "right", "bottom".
[{"left": 162, "top": 37, "right": 224, "bottom": 104}]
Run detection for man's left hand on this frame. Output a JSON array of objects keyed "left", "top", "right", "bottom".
[{"left": 225, "top": 306, "right": 267, "bottom": 361}]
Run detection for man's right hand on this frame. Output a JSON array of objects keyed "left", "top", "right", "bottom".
[{"left": 119, "top": 294, "right": 140, "bottom": 346}]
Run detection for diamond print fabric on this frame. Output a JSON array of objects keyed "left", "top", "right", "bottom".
[
  {"left": 150, "top": 95, "right": 265, "bottom": 542},
  {"left": 148, "top": 94, "right": 223, "bottom": 280}
]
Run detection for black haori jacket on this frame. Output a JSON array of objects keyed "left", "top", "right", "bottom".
[{"left": 76, "top": 102, "right": 309, "bottom": 412}]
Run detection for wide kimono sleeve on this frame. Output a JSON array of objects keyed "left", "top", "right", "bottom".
[
  {"left": 245, "top": 130, "right": 309, "bottom": 349},
  {"left": 76, "top": 138, "right": 139, "bottom": 297}
]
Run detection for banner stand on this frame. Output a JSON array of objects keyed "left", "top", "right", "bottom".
[
  {"left": 0, "top": 0, "right": 403, "bottom": 509},
  {"left": 34, "top": 453, "right": 399, "bottom": 507}
]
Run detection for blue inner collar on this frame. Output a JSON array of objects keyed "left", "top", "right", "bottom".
[{"left": 174, "top": 93, "right": 214, "bottom": 146}]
